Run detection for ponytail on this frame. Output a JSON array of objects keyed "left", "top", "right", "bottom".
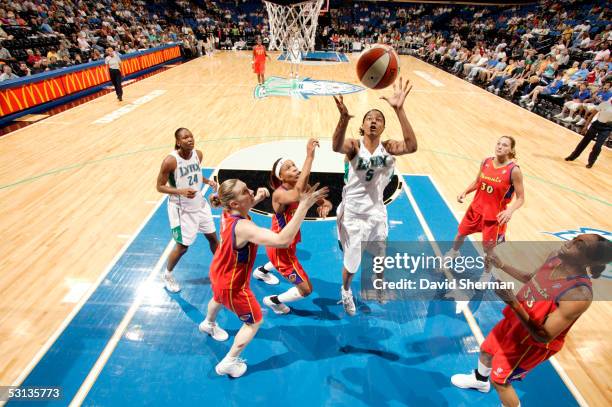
[
  {"left": 209, "top": 194, "right": 222, "bottom": 208},
  {"left": 209, "top": 179, "right": 239, "bottom": 210}
]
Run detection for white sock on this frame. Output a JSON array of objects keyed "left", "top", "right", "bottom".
[
  {"left": 478, "top": 360, "right": 492, "bottom": 378},
  {"left": 204, "top": 317, "right": 214, "bottom": 325},
  {"left": 277, "top": 287, "right": 303, "bottom": 303},
  {"left": 341, "top": 286, "right": 352, "bottom": 294},
  {"left": 262, "top": 262, "right": 274, "bottom": 272}
]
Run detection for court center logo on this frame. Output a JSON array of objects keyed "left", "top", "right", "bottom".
[
  {"left": 543, "top": 227, "right": 612, "bottom": 279},
  {"left": 254, "top": 76, "right": 364, "bottom": 100}
]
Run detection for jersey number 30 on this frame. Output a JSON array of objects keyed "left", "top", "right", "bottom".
[{"left": 480, "top": 182, "right": 494, "bottom": 194}]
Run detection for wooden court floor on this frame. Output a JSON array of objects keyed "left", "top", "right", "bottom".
[{"left": 0, "top": 52, "right": 610, "bottom": 405}]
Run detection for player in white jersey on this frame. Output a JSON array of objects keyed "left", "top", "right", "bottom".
[
  {"left": 156, "top": 128, "right": 219, "bottom": 292},
  {"left": 288, "top": 30, "right": 302, "bottom": 79},
  {"left": 332, "top": 78, "right": 418, "bottom": 316}
]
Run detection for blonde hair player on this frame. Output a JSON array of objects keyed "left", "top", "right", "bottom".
[
  {"left": 332, "top": 78, "right": 418, "bottom": 316},
  {"left": 156, "top": 128, "right": 219, "bottom": 293},
  {"left": 200, "top": 179, "right": 327, "bottom": 377},
  {"left": 445, "top": 136, "right": 525, "bottom": 259}
]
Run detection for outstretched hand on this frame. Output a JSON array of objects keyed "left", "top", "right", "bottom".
[
  {"left": 299, "top": 182, "right": 329, "bottom": 208},
  {"left": 380, "top": 77, "right": 412, "bottom": 110},
  {"left": 333, "top": 95, "right": 354, "bottom": 119},
  {"left": 306, "top": 138, "right": 320, "bottom": 158}
]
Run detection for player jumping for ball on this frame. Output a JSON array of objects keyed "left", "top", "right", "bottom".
[{"left": 332, "top": 78, "right": 418, "bottom": 316}]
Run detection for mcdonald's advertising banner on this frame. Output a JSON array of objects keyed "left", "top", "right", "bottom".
[{"left": 0, "top": 45, "right": 180, "bottom": 117}]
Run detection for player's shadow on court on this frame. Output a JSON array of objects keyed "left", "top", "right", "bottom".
[
  {"left": 171, "top": 293, "right": 206, "bottom": 325},
  {"left": 183, "top": 276, "right": 211, "bottom": 286},
  {"left": 328, "top": 362, "right": 451, "bottom": 406},
  {"left": 248, "top": 322, "right": 400, "bottom": 374}
]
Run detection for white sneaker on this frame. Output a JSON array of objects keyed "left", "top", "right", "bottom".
[
  {"left": 338, "top": 288, "right": 356, "bottom": 316},
  {"left": 451, "top": 371, "right": 491, "bottom": 393},
  {"left": 253, "top": 267, "right": 280, "bottom": 285},
  {"left": 162, "top": 271, "right": 180, "bottom": 293},
  {"left": 520, "top": 94, "right": 529, "bottom": 100},
  {"left": 494, "top": 89, "right": 500, "bottom": 95},
  {"left": 571, "top": 116, "right": 581, "bottom": 123},
  {"left": 263, "top": 296, "right": 290, "bottom": 315},
  {"left": 576, "top": 118, "right": 586, "bottom": 126},
  {"left": 562, "top": 115, "right": 575, "bottom": 123},
  {"left": 554, "top": 113, "right": 564, "bottom": 119},
  {"left": 215, "top": 356, "right": 247, "bottom": 378},
  {"left": 199, "top": 320, "right": 229, "bottom": 341}
]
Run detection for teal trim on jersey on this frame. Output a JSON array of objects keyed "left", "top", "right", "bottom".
[
  {"left": 171, "top": 225, "right": 182, "bottom": 244},
  {"left": 344, "top": 161, "right": 349, "bottom": 183},
  {"left": 168, "top": 173, "right": 176, "bottom": 188}
]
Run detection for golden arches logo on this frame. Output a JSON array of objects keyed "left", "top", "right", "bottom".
[
  {"left": 0, "top": 89, "right": 24, "bottom": 112},
  {"left": 22, "top": 85, "right": 37, "bottom": 105}
]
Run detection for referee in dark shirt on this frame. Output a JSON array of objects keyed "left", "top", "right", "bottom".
[{"left": 105, "top": 47, "right": 123, "bottom": 101}]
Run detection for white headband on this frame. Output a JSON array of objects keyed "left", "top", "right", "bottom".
[{"left": 275, "top": 158, "right": 288, "bottom": 180}]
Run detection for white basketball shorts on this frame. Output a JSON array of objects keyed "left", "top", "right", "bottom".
[
  {"left": 168, "top": 201, "right": 216, "bottom": 246},
  {"left": 336, "top": 202, "right": 388, "bottom": 274}
]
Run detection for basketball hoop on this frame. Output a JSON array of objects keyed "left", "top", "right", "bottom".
[{"left": 263, "top": 0, "right": 325, "bottom": 52}]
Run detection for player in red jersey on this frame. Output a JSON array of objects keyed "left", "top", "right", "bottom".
[
  {"left": 252, "top": 37, "right": 270, "bottom": 85},
  {"left": 253, "top": 139, "right": 333, "bottom": 314},
  {"left": 446, "top": 136, "right": 525, "bottom": 258},
  {"left": 451, "top": 234, "right": 612, "bottom": 407},
  {"left": 199, "top": 178, "right": 327, "bottom": 378}
]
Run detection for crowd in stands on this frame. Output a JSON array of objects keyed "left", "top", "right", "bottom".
[
  {"left": 315, "top": 1, "right": 610, "bottom": 134},
  {"left": 0, "top": 0, "right": 609, "bottom": 138},
  {"left": 0, "top": 0, "right": 269, "bottom": 81}
]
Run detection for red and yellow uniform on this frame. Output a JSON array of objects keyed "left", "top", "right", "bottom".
[
  {"left": 210, "top": 211, "right": 262, "bottom": 324},
  {"left": 253, "top": 44, "right": 266, "bottom": 74},
  {"left": 482, "top": 256, "right": 592, "bottom": 384},
  {"left": 265, "top": 193, "right": 309, "bottom": 285},
  {"left": 458, "top": 157, "right": 517, "bottom": 245}
]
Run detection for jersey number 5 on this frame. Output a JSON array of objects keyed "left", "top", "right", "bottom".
[
  {"left": 480, "top": 182, "right": 494, "bottom": 194},
  {"left": 365, "top": 169, "right": 374, "bottom": 182}
]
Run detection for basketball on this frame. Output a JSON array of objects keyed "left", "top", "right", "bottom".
[{"left": 356, "top": 44, "right": 400, "bottom": 89}]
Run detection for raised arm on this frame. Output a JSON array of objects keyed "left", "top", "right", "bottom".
[
  {"left": 332, "top": 95, "right": 358, "bottom": 159},
  {"left": 380, "top": 78, "right": 417, "bottom": 155},
  {"left": 235, "top": 184, "right": 329, "bottom": 248},
  {"left": 295, "top": 138, "right": 318, "bottom": 192},
  {"left": 156, "top": 155, "right": 196, "bottom": 199},
  {"left": 275, "top": 139, "right": 319, "bottom": 207}
]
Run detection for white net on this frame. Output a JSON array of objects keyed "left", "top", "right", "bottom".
[{"left": 264, "top": 0, "right": 324, "bottom": 52}]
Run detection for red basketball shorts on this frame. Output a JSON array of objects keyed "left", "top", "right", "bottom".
[
  {"left": 458, "top": 206, "right": 507, "bottom": 246},
  {"left": 481, "top": 317, "right": 557, "bottom": 384},
  {"left": 253, "top": 61, "right": 265, "bottom": 74},
  {"left": 213, "top": 287, "right": 262, "bottom": 324},
  {"left": 266, "top": 245, "right": 310, "bottom": 285}
]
